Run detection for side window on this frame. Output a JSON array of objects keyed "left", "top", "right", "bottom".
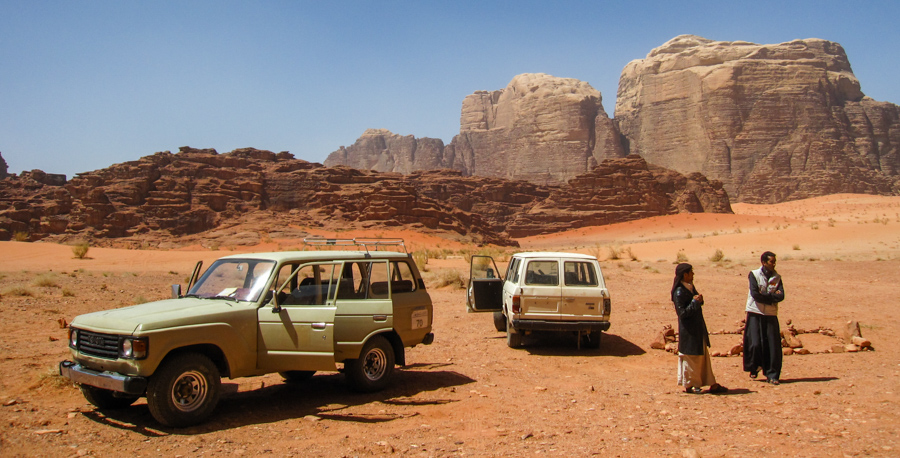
[
  {"left": 524, "top": 260, "right": 559, "bottom": 286},
  {"left": 564, "top": 261, "right": 599, "bottom": 286},
  {"left": 337, "top": 262, "right": 369, "bottom": 299},
  {"left": 367, "top": 261, "right": 391, "bottom": 299},
  {"left": 390, "top": 261, "right": 417, "bottom": 294},
  {"left": 282, "top": 263, "right": 339, "bottom": 306},
  {"left": 507, "top": 258, "right": 521, "bottom": 283}
]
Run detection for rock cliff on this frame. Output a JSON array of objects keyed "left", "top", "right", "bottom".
[
  {"left": 326, "top": 73, "right": 624, "bottom": 185},
  {"left": 615, "top": 35, "right": 900, "bottom": 203},
  {"left": 0, "top": 148, "right": 731, "bottom": 245}
]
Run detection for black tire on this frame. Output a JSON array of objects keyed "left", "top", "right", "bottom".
[
  {"left": 345, "top": 335, "right": 395, "bottom": 393},
  {"left": 581, "top": 330, "right": 602, "bottom": 349},
  {"left": 279, "top": 370, "right": 316, "bottom": 383},
  {"left": 492, "top": 311, "right": 507, "bottom": 332},
  {"left": 80, "top": 385, "right": 140, "bottom": 410},
  {"left": 146, "top": 353, "right": 221, "bottom": 428},
  {"left": 506, "top": 322, "right": 522, "bottom": 348}
]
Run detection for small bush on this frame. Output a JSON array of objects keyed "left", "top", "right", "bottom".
[
  {"left": 72, "top": 242, "right": 90, "bottom": 259},
  {"left": 793, "top": 244, "right": 801, "bottom": 250},
  {"left": 675, "top": 251, "right": 689, "bottom": 263},
  {"left": 13, "top": 231, "right": 29, "bottom": 242},
  {"left": 431, "top": 269, "right": 465, "bottom": 289},
  {"left": 412, "top": 251, "right": 429, "bottom": 272},
  {"left": 4, "top": 286, "right": 35, "bottom": 297},
  {"left": 34, "top": 274, "right": 59, "bottom": 288},
  {"left": 709, "top": 249, "right": 724, "bottom": 262},
  {"left": 62, "top": 288, "right": 75, "bottom": 297}
]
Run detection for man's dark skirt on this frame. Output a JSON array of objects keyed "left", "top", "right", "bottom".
[{"left": 743, "top": 312, "right": 782, "bottom": 381}]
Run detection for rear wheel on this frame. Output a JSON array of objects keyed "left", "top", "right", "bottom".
[
  {"left": 506, "top": 322, "right": 522, "bottom": 348},
  {"left": 346, "top": 335, "right": 395, "bottom": 393},
  {"left": 280, "top": 371, "right": 316, "bottom": 383},
  {"left": 81, "top": 385, "right": 140, "bottom": 410},
  {"left": 146, "top": 353, "right": 221, "bottom": 428},
  {"left": 492, "top": 311, "right": 507, "bottom": 332}
]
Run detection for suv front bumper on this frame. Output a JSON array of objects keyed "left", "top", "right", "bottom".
[
  {"left": 511, "top": 320, "right": 610, "bottom": 333},
  {"left": 59, "top": 360, "right": 148, "bottom": 395}
]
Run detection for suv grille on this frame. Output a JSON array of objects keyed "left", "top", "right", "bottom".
[{"left": 77, "top": 330, "right": 119, "bottom": 359}]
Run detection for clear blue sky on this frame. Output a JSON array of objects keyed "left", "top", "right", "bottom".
[{"left": 2, "top": 1, "right": 898, "bottom": 178}]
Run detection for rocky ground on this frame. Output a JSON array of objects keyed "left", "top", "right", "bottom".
[{"left": 1, "top": 194, "right": 898, "bottom": 457}]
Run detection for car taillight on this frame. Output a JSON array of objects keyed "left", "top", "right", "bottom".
[
  {"left": 512, "top": 294, "right": 521, "bottom": 314},
  {"left": 603, "top": 298, "right": 611, "bottom": 316}
]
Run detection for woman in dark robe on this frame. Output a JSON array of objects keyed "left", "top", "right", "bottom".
[{"left": 671, "top": 263, "right": 727, "bottom": 394}]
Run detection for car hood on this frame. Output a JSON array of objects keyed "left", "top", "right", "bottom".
[{"left": 71, "top": 297, "right": 255, "bottom": 335}]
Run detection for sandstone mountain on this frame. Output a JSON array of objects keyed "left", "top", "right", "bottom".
[
  {"left": 325, "top": 73, "right": 624, "bottom": 186},
  {"left": 0, "top": 152, "right": 8, "bottom": 180},
  {"left": 0, "top": 147, "right": 730, "bottom": 245},
  {"left": 616, "top": 35, "right": 900, "bottom": 203},
  {"left": 326, "top": 36, "right": 899, "bottom": 203}
]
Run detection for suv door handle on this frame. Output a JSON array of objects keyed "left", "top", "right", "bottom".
[
  {"left": 373, "top": 315, "right": 388, "bottom": 322},
  {"left": 564, "top": 297, "right": 575, "bottom": 302},
  {"left": 311, "top": 322, "right": 327, "bottom": 330}
]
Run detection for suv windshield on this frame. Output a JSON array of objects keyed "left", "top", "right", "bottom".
[{"left": 187, "top": 259, "right": 276, "bottom": 302}]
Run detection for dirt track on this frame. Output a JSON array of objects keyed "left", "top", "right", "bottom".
[{"left": 1, "top": 195, "right": 899, "bottom": 456}]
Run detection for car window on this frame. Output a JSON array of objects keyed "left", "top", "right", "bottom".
[
  {"left": 337, "top": 262, "right": 369, "bottom": 299},
  {"left": 506, "top": 258, "right": 520, "bottom": 283},
  {"left": 563, "top": 261, "right": 599, "bottom": 286},
  {"left": 524, "top": 260, "right": 559, "bottom": 286},
  {"left": 280, "top": 263, "right": 339, "bottom": 306},
  {"left": 367, "top": 261, "right": 391, "bottom": 299},
  {"left": 390, "top": 261, "right": 417, "bottom": 294}
]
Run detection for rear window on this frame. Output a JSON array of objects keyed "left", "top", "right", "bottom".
[
  {"left": 524, "top": 260, "right": 559, "bottom": 286},
  {"left": 563, "top": 261, "right": 599, "bottom": 286}
]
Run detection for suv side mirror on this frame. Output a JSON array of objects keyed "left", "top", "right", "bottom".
[{"left": 171, "top": 284, "right": 182, "bottom": 299}]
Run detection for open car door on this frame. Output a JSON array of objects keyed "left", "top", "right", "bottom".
[{"left": 466, "top": 255, "right": 503, "bottom": 312}]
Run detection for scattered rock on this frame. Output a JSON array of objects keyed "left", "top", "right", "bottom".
[
  {"left": 850, "top": 336, "right": 872, "bottom": 349},
  {"left": 782, "top": 347, "right": 794, "bottom": 356},
  {"left": 793, "top": 348, "right": 811, "bottom": 355},
  {"left": 728, "top": 344, "right": 743, "bottom": 356},
  {"left": 845, "top": 344, "right": 860, "bottom": 353}
]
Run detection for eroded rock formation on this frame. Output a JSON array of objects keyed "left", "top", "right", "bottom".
[
  {"left": 0, "top": 152, "right": 7, "bottom": 180},
  {"left": 0, "top": 148, "right": 731, "bottom": 245},
  {"left": 615, "top": 35, "right": 900, "bottom": 203},
  {"left": 327, "top": 73, "right": 625, "bottom": 186}
]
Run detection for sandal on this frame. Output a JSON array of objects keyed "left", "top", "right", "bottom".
[
  {"left": 767, "top": 379, "right": 780, "bottom": 385},
  {"left": 708, "top": 383, "right": 728, "bottom": 394},
  {"left": 684, "top": 387, "right": 703, "bottom": 394},
  {"left": 749, "top": 368, "right": 759, "bottom": 379}
]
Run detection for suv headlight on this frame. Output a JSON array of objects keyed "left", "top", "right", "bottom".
[
  {"left": 69, "top": 328, "right": 78, "bottom": 348},
  {"left": 119, "top": 337, "right": 149, "bottom": 360}
]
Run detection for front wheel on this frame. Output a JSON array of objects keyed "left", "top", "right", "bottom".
[
  {"left": 146, "top": 353, "right": 221, "bottom": 428},
  {"left": 81, "top": 385, "right": 140, "bottom": 410},
  {"left": 345, "top": 335, "right": 395, "bottom": 393},
  {"left": 492, "top": 311, "right": 507, "bottom": 332}
]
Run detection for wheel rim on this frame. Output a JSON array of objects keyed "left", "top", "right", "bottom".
[
  {"left": 362, "top": 347, "right": 387, "bottom": 381},
  {"left": 170, "top": 370, "right": 208, "bottom": 412}
]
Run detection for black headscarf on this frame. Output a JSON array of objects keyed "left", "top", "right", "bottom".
[{"left": 671, "top": 263, "right": 693, "bottom": 300}]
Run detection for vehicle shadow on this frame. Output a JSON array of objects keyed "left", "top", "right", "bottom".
[
  {"left": 79, "top": 366, "right": 475, "bottom": 435},
  {"left": 521, "top": 332, "right": 645, "bottom": 357}
]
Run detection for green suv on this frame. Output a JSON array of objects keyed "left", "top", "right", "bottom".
[{"left": 60, "top": 238, "right": 434, "bottom": 427}]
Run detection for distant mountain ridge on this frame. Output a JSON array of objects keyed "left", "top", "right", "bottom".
[
  {"left": 0, "top": 148, "right": 729, "bottom": 244},
  {"left": 326, "top": 35, "right": 900, "bottom": 203}
]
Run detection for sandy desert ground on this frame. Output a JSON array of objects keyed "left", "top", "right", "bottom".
[{"left": 1, "top": 193, "right": 899, "bottom": 457}]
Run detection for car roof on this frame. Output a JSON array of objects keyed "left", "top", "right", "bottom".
[
  {"left": 215, "top": 250, "right": 410, "bottom": 263},
  {"left": 512, "top": 252, "right": 598, "bottom": 260}
]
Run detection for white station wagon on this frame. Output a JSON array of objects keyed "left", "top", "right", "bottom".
[{"left": 467, "top": 252, "right": 611, "bottom": 349}]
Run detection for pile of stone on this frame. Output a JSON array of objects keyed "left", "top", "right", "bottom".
[{"left": 651, "top": 320, "right": 874, "bottom": 356}]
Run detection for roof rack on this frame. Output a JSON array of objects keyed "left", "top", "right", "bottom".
[{"left": 302, "top": 237, "right": 408, "bottom": 254}]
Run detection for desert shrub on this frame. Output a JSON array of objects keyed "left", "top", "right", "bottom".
[
  {"left": 13, "top": 231, "right": 29, "bottom": 242},
  {"left": 62, "top": 288, "right": 75, "bottom": 297},
  {"left": 412, "top": 251, "right": 429, "bottom": 272},
  {"left": 709, "top": 249, "right": 725, "bottom": 262},
  {"left": 810, "top": 222, "right": 819, "bottom": 230},
  {"left": 686, "top": 233, "right": 692, "bottom": 239},
  {"left": 606, "top": 245, "right": 622, "bottom": 260},
  {"left": 623, "top": 246, "right": 638, "bottom": 261},
  {"left": 828, "top": 218, "right": 836, "bottom": 227},
  {"left": 734, "top": 227, "right": 742, "bottom": 234},
  {"left": 675, "top": 251, "right": 689, "bottom": 263},
  {"left": 793, "top": 244, "right": 801, "bottom": 250},
  {"left": 431, "top": 269, "right": 465, "bottom": 289},
  {"left": 4, "top": 286, "right": 35, "bottom": 297},
  {"left": 134, "top": 296, "right": 148, "bottom": 305},
  {"left": 33, "top": 274, "right": 59, "bottom": 288},
  {"left": 71, "top": 241, "right": 90, "bottom": 259}
]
